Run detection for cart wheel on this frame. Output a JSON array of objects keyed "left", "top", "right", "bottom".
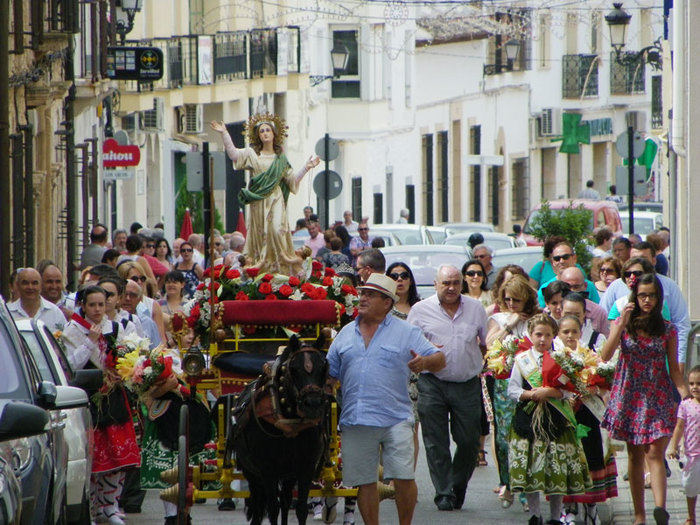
[
  {"left": 179, "top": 403, "right": 190, "bottom": 447},
  {"left": 177, "top": 434, "right": 190, "bottom": 524}
]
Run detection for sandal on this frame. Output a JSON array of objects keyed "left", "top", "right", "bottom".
[
  {"left": 644, "top": 472, "right": 652, "bottom": 488},
  {"left": 478, "top": 450, "right": 488, "bottom": 466},
  {"left": 498, "top": 486, "right": 514, "bottom": 508}
]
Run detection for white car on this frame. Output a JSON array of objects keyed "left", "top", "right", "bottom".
[
  {"left": 618, "top": 210, "right": 663, "bottom": 240},
  {"left": 443, "top": 231, "right": 517, "bottom": 252},
  {"left": 16, "top": 319, "right": 99, "bottom": 524}
]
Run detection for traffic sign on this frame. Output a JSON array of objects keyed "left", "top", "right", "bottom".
[
  {"left": 313, "top": 170, "right": 343, "bottom": 200},
  {"left": 615, "top": 166, "right": 648, "bottom": 196},
  {"left": 104, "top": 169, "right": 134, "bottom": 181},
  {"left": 315, "top": 137, "right": 340, "bottom": 161},
  {"left": 186, "top": 151, "right": 227, "bottom": 191},
  {"left": 615, "top": 131, "right": 645, "bottom": 158}
]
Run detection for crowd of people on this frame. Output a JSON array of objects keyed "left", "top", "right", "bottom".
[{"left": 5, "top": 212, "right": 696, "bottom": 525}]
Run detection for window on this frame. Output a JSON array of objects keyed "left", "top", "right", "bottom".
[
  {"left": 488, "top": 166, "right": 500, "bottom": 227},
  {"left": 651, "top": 75, "right": 663, "bottom": 129},
  {"left": 373, "top": 193, "right": 383, "bottom": 224},
  {"left": 436, "top": 131, "right": 448, "bottom": 223},
  {"left": 562, "top": 54, "right": 599, "bottom": 98},
  {"left": 512, "top": 159, "right": 530, "bottom": 221},
  {"left": 422, "top": 134, "right": 434, "bottom": 226},
  {"left": 331, "top": 29, "right": 360, "bottom": 98},
  {"left": 611, "top": 52, "right": 645, "bottom": 94},
  {"left": 351, "top": 177, "right": 362, "bottom": 221},
  {"left": 405, "top": 184, "right": 415, "bottom": 224},
  {"left": 470, "top": 126, "right": 481, "bottom": 221}
]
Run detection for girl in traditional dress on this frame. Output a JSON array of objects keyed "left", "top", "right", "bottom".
[
  {"left": 211, "top": 115, "right": 320, "bottom": 275},
  {"left": 61, "top": 285, "right": 140, "bottom": 525},
  {"left": 507, "top": 314, "right": 591, "bottom": 525},
  {"left": 557, "top": 315, "right": 617, "bottom": 525},
  {"left": 601, "top": 273, "right": 688, "bottom": 525}
]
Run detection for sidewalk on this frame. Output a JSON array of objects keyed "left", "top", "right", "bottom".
[{"left": 603, "top": 451, "right": 689, "bottom": 524}]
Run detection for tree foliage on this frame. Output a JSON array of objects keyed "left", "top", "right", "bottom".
[
  {"left": 174, "top": 176, "right": 224, "bottom": 236},
  {"left": 527, "top": 201, "right": 593, "bottom": 271}
]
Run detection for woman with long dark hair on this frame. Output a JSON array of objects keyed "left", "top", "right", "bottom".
[
  {"left": 601, "top": 273, "right": 688, "bottom": 525},
  {"left": 461, "top": 259, "right": 492, "bottom": 308}
]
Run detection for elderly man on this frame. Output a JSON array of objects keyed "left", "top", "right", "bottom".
[
  {"left": 172, "top": 238, "right": 185, "bottom": 260},
  {"left": 600, "top": 243, "right": 690, "bottom": 371},
  {"left": 121, "top": 280, "right": 161, "bottom": 348},
  {"left": 37, "top": 261, "right": 73, "bottom": 320},
  {"left": 112, "top": 229, "right": 128, "bottom": 253},
  {"left": 343, "top": 210, "right": 359, "bottom": 233},
  {"left": 187, "top": 233, "right": 206, "bottom": 266},
  {"left": 327, "top": 274, "right": 445, "bottom": 525},
  {"left": 471, "top": 244, "right": 498, "bottom": 289},
  {"left": 350, "top": 223, "right": 373, "bottom": 266},
  {"left": 304, "top": 221, "right": 325, "bottom": 258},
  {"left": 355, "top": 249, "right": 386, "bottom": 285},
  {"left": 80, "top": 223, "right": 109, "bottom": 269},
  {"left": 397, "top": 209, "right": 409, "bottom": 224},
  {"left": 407, "top": 265, "right": 488, "bottom": 511},
  {"left": 223, "top": 233, "right": 246, "bottom": 268},
  {"left": 537, "top": 241, "right": 600, "bottom": 305},
  {"left": 612, "top": 237, "right": 632, "bottom": 264},
  {"left": 9, "top": 268, "right": 66, "bottom": 330}
]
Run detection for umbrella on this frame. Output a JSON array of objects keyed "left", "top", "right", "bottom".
[
  {"left": 236, "top": 210, "right": 247, "bottom": 238},
  {"left": 180, "top": 208, "right": 193, "bottom": 240}
]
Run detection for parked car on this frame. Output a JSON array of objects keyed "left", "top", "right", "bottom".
[
  {"left": 619, "top": 211, "right": 664, "bottom": 240},
  {"left": 520, "top": 199, "right": 623, "bottom": 246},
  {"left": 369, "top": 224, "right": 434, "bottom": 245},
  {"left": 380, "top": 245, "right": 469, "bottom": 298},
  {"left": 618, "top": 201, "right": 663, "bottom": 213},
  {"left": 441, "top": 222, "right": 495, "bottom": 236},
  {"left": 16, "top": 319, "right": 99, "bottom": 525},
  {"left": 491, "top": 246, "right": 544, "bottom": 274},
  {"left": 443, "top": 231, "right": 516, "bottom": 252},
  {"left": 0, "top": 401, "right": 50, "bottom": 525},
  {"left": 0, "top": 298, "right": 89, "bottom": 525}
]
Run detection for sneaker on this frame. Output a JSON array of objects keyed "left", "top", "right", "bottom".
[
  {"left": 343, "top": 510, "right": 355, "bottom": 525},
  {"left": 313, "top": 503, "right": 323, "bottom": 520},
  {"left": 528, "top": 516, "right": 542, "bottom": 525}
]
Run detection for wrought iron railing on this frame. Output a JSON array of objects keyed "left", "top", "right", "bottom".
[
  {"left": 610, "top": 51, "right": 646, "bottom": 95},
  {"left": 214, "top": 31, "right": 247, "bottom": 82},
  {"left": 651, "top": 75, "right": 663, "bottom": 129},
  {"left": 562, "top": 54, "right": 599, "bottom": 98}
]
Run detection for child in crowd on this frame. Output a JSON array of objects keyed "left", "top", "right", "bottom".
[
  {"left": 601, "top": 273, "right": 688, "bottom": 525},
  {"left": 669, "top": 365, "right": 700, "bottom": 525},
  {"left": 507, "top": 314, "right": 591, "bottom": 525}
]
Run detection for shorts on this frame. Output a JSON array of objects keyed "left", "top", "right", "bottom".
[
  {"left": 682, "top": 456, "right": 700, "bottom": 497},
  {"left": 340, "top": 420, "right": 415, "bottom": 487}
]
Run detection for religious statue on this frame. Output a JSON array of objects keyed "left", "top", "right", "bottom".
[{"left": 211, "top": 114, "right": 320, "bottom": 275}]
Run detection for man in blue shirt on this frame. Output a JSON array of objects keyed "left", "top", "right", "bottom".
[
  {"left": 537, "top": 241, "right": 600, "bottom": 305},
  {"left": 327, "top": 274, "right": 444, "bottom": 525}
]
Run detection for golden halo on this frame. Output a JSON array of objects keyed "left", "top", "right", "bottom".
[{"left": 244, "top": 112, "right": 288, "bottom": 146}]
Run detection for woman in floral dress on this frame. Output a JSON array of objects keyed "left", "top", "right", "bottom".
[{"left": 601, "top": 273, "right": 689, "bottom": 525}]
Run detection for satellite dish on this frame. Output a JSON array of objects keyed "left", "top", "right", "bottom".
[{"left": 114, "top": 130, "right": 130, "bottom": 146}]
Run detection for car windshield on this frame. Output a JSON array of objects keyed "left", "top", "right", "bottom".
[
  {"left": 444, "top": 235, "right": 513, "bottom": 251},
  {"left": 382, "top": 251, "right": 467, "bottom": 285},
  {"left": 0, "top": 316, "right": 27, "bottom": 398},
  {"left": 19, "top": 330, "right": 55, "bottom": 383},
  {"left": 620, "top": 217, "right": 656, "bottom": 236},
  {"left": 372, "top": 228, "right": 422, "bottom": 245},
  {"left": 492, "top": 250, "right": 542, "bottom": 274}
]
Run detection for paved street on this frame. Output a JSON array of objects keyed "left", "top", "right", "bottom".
[{"left": 132, "top": 438, "right": 692, "bottom": 524}]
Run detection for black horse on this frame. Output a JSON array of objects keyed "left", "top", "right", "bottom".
[{"left": 229, "top": 334, "right": 329, "bottom": 525}]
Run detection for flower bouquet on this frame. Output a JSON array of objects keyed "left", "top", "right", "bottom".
[
  {"left": 116, "top": 345, "right": 184, "bottom": 398},
  {"left": 542, "top": 339, "right": 590, "bottom": 395},
  {"left": 586, "top": 359, "right": 616, "bottom": 390},
  {"left": 485, "top": 335, "right": 529, "bottom": 379}
]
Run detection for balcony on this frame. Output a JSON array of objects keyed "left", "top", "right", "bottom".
[
  {"left": 121, "top": 26, "right": 301, "bottom": 93},
  {"left": 562, "top": 54, "right": 599, "bottom": 99},
  {"left": 610, "top": 51, "right": 645, "bottom": 95}
]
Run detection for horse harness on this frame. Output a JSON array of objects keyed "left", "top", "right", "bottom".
[{"left": 236, "top": 345, "right": 327, "bottom": 438}]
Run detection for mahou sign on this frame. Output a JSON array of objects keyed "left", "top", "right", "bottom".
[{"left": 103, "top": 138, "right": 141, "bottom": 168}]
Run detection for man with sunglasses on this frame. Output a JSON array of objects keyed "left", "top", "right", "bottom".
[
  {"left": 350, "top": 222, "right": 374, "bottom": 267},
  {"left": 407, "top": 265, "right": 488, "bottom": 512},
  {"left": 600, "top": 247, "right": 691, "bottom": 372},
  {"left": 8, "top": 267, "right": 66, "bottom": 330},
  {"left": 558, "top": 267, "right": 609, "bottom": 336},
  {"left": 537, "top": 242, "right": 600, "bottom": 306}
]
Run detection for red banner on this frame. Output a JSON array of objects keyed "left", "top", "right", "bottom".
[{"left": 103, "top": 138, "right": 141, "bottom": 167}]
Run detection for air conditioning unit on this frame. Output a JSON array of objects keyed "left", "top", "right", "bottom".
[
  {"left": 121, "top": 113, "right": 138, "bottom": 132},
  {"left": 141, "top": 97, "right": 165, "bottom": 131},
  {"left": 178, "top": 104, "right": 203, "bottom": 134},
  {"left": 538, "top": 108, "right": 562, "bottom": 136}
]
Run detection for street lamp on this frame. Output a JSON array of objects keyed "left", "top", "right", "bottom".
[
  {"left": 115, "top": 0, "right": 144, "bottom": 43},
  {"left": 605, "top": 2, "right": 662, "bottom": 70},
  {"left": 483, "top": 39, "right": 521, "bottom": 76},
  {"left": 310, "top": 44, "right": 350, "bottom": 86}
]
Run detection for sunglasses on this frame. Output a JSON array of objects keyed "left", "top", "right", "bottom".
[
  {"left": 146, "top": 244, "right": 155, "bottom": 248},
  {"left": 389, "top": 271, "right": 410, "bottom": 281},
  {"left": 465, "top": 270, "right": 484, "bottom": 277},
  {"left": 358, "top": 228, "right": 369, "bottom": 231},
  {"left": 130, "top": 275, "right": 147, "bottom": 283},
  {"left": 180, "top": 248, "right": 193, "bottom": 253},
  {"left": 552, "top": 253, "right": 573, "bottom": 262},
  {"left": 624, "top": 270, "right": 644, "bottom": 278}
]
